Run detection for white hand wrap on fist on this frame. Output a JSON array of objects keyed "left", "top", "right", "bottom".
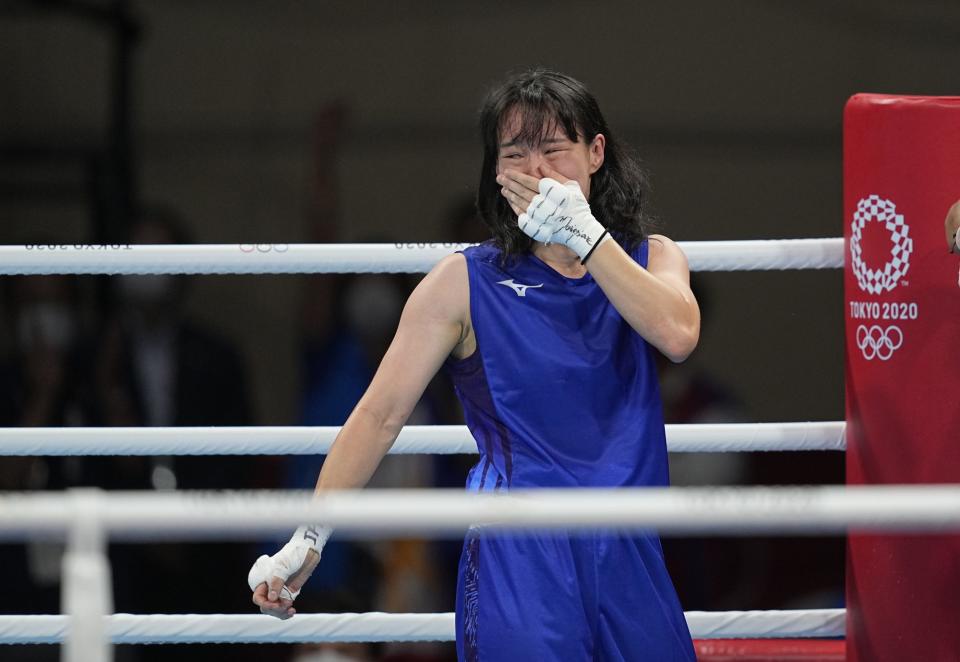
[
  {"left": 518, "top": 177, "right": 609, "bottom": 262},
  {"left": 247, "top": 524, "right": 330, "bottom": 601}
]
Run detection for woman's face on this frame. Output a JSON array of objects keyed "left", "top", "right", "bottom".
[{"left": 495, "top": 110, "right": 605, "bottom": 198}]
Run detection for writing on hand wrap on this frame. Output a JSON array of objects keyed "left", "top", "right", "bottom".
[
  {"left": 554, "top": 216, "right": 595, "bottom": 246},
  {"left": 302, "top": 526, "right": 324, "bottom": 546}
]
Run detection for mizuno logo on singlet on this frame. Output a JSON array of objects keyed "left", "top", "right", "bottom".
[{"left": 497, "top": 279, "right": 543, "bottom": 297}]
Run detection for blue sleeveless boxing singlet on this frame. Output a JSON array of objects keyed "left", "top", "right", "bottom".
[
  {"left": 446, "top": 240, "right": 695, "bottom": 661},
  {"left": 448, "top": 240, "right": 669, "bottom": 492}
]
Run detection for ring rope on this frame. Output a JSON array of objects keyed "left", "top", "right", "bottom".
[
  {"left": 2, "top": 486, "right": 958, "bottom": 540},
  {"left": 0, "top": 421, "right": 846, "bottom": 456},
  {"left": 0, "top": 238, "right": 843, "bottom": 275},
  {"left": 0, "top": 609, "right": 845, "bottom": 645}
]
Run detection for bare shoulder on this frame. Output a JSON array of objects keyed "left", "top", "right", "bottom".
[
  {"left": 431, "top": 251, "right": 468, "bottom": 277},
  {"left": 646, "top": 234, "right": 689, "bottom": 270},
  {"left": 405, "top": 253, "right": 469, "bottom": 323}
]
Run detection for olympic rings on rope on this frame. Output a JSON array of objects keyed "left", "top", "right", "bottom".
[
  {"left": 239, "top": 244, "right": 289, "bottom": 253},
  {"left": 855, "top": 324, "right": 903, "bottom": 361}
]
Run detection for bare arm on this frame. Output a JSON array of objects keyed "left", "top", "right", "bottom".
[
  {"left": 585, "top": 235, "right": 700, "bottom": 363},
  {"left": 251, "top": 254, "right": 469, "bottom": 618},
  {"left": 315, "top": 254, "right": 469, "bottom": 492}
]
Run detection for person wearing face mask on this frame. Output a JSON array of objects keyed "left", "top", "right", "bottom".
[
  {"left": 250, "top": 70, "right": 698, "bottom": 661},
  {"left": 1, "top": 273, "right": 86, "bottom": 428},
  {"left": 93, "top": 207, "right": 256, "bottom": 631},
  {"left": 95, "top": 207, "right": 253, "bottom": 481},
  {"left": 0, "top": 270, "right": 97, "bottom": 617}
]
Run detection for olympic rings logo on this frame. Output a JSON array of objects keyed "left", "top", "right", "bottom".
[
  {"left": 850, "top": 195, "right": 912, "bottom": 295},
  {"left": 239, "top": 244, "right": 289, "bottom": 253},
  {"left": 855, "top": 324, "right": 903, "bottom": 361}
]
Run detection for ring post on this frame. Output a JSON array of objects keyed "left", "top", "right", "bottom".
[
  {"left": 61, "top": 489, "right": 112, "bottom": 662},
  {"left": 843, "top": 94, "right": 960, "bottom": 661}
]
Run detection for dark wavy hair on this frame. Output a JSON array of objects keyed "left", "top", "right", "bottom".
[{"left": 477, "top": 69, "right": 656, "bottom": 258}]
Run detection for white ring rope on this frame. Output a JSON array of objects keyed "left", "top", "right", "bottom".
[
  {"left": 0, "top": 421, "right": 846, "bottom": 456},
  {"left": 1, "top": 486, "right": 957, "bottom": 540},
  {"left": 0, "top": 609, "right": 845, "bottom": 645},
  {"left": 683, "top": 609, "right": 844, "bottom": 640},
  {"left": 0, "top": 239, "right": 843, "bottom": 274}
]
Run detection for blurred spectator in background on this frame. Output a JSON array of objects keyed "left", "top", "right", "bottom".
[
  {"left": 0, "top": 270, "right": 91, "bottom": 429},
  {"left": 0, "top": 265, "right": 96, "bottom": 622},
  {"left": 97, "top": 207, "right": 253, "bottom": 444},
  {"left": 93, "top": 204, "right": 253, "bottom": 487},
  {"left": 88, "top": 205, "right": 257, "bottom": 652}
]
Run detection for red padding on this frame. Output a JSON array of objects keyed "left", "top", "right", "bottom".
[
  {"left": 694, "top": 638, "right": 845, "bottom": 661},
  {"left": 844, "top": 93, "right": 960, "bottom": 662}
]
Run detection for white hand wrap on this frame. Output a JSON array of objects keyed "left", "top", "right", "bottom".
[
  {"left": 247, "top": 524, "right": 330, "bottom": 601},
  {"left": 518, "top": 177, "right": 609, "bottom": 262}
]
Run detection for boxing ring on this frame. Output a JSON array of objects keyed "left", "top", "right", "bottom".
[
  {"left": 2, "top": 91, "right": 959, "bottom": 661},
  {"left": 0, "top": 236, "right": 917, "bottom": 662}
]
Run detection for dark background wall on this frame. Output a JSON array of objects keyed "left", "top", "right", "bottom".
[{"left": 2, "top": 0, "right": 958, "bottom": 428}]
